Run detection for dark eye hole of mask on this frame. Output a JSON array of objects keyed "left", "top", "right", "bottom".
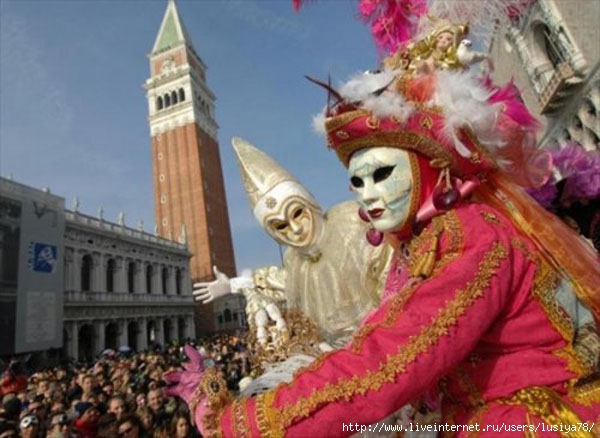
[
  {"left": 292, "top": 208, "right": 303, "bottom": 219},
  {"left": 373, "top": 166, "right": 395, "bottom": 183},
  {"left": 350, "top": 176, "right": 363, "bottom": 188}
]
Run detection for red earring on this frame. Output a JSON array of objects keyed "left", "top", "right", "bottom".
[
  {"left": 358, "top": 207, "right": 384, "bottom": 246},
  {"left": 432, "top": 168, "right": 461, "bottom": 210}
]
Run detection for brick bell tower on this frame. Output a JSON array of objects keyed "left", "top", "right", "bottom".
[{"left": 144, "top": 0, "right": 237, "bottom": 334}]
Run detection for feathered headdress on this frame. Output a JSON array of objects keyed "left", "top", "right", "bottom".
[{"left": 295, "top": 0, "right": 535, "bottom": 55}]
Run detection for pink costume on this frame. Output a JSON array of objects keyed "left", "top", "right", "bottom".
[{"left": 213, "top": 202, "right": 599, "bottom": 437}]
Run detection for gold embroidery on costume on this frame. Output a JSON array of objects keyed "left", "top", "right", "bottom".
[
  {"left": 351, "top": 211, "right": 462, "bottom": 353},
  {"left": 511, "top": 237, "right": 594, "bottom": 377},
  {"left": 276, "top": 243, "right": 507, "bottom": 428},
  {"left": 569, "top": 378, "right": 600, "bottom": 407},
  {"left": 255, "top": 391, "right": 282, "bottom": 438},
  {"left": 325, "top": 109, "right": 370, "bottom": 133},
  {"left": 232, "top": 398, "right": 249, "bottom": 438},
  {"left": 499, "top": 386, "right": 594, "bottom": 438},
  {"left": 350, "top": 282, "right": 419, "bottom": 354},
  {"left": 336, "top": 130, "right": 457, "bottom": 168},
  {"left": 480, "top": 211, "right": 500, "bottom": 224}
]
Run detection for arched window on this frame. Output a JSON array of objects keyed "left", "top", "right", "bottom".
[
  {"left": 164, "top": 94, "right": 171, "bottom": 108},
  {"left": 106, "top": 259, "right": 116, "bottom": 292},
  {"left": 533, "top": 23, "right": 565, "bottom": 68},
  {"left": 162, "top": 267, "right": 168, "bottom": 294},
  {"left": 157, "top": 96, "right": 163, "bottom": 110},
  {"left": 81, "top": 254, "right": 93, "bottom": 292},
  {"left": 178, "top": 88, "right": 185, "bottom": 102},
  {"left": 127, "top": 261, "right": 136, "bottom": 293},
  {"left": 175, "top": 268, "right": 182, "bottom": 295},
  {"left": 146, "top": 264, "right": 153, "bottom": 294},
  {"left": 224, "top": 309, "right": 232, "bottom": 323},
  {"left": 171, "top": 90, "right": 178, "bottom": 104}
]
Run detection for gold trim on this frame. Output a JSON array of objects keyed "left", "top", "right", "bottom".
[
  {"left": 499, "top": 386, "right": 594, "bottom": 438},
  {"left": 353, "top": 210, "right": 463, "bottom": 352},
  {"left": 366, "top": 115, "right": 380, "bottom": 130},
  {"left": 335, "top": 131, "right": 456, "bottom": 168},
  {"left": 277, "top": 243, "right": 508, "bottom": 428},
  {"left": 325, "top": 109, "right": 370, "bottom": 133},
  {"left": 421, "top": 116, "right": 433, "bottom": 130},
  {"left": 480, "top": 211, "right": 500, "bottom": 225},
  {"left": 510, "top": 237, "right": 592, "bottom": 378},
  {"left": 232, "top": 398, "right": 249, "bottom": 438},
  {"left": 569, "top": 378, "right": 600, "bottom": 407},
  {"left": 335, "top": 130, "right": 350, "bottom": 140},
  {"left": 255, "top": 391, "right": 282, "bottom": 438}
]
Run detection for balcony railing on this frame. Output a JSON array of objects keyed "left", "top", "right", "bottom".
[
  {"left": 539, "top": 62, "right": 583, "bottom": 114},
  {"left": 65, "top": 210, "right": 187, "bottom": 251},
  {"left": 64, "top": 290, "right": 193, "bottom": 304}
]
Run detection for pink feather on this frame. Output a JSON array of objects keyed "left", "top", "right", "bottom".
[
  {"left": 488, "top": 78, "right": 540, "bottom": 131},
  {"left": 358, "top": 0, "right": 428, "bottom": 54}
]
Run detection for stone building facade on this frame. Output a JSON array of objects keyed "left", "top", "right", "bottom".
[
  {"left": 489, "top": 0, "right": 599, "bottom": 150},
  {"left": 1, "top": 176, "right": 196, "bottom": 362},
  {"left": 63, "top": 208, "right": 196, "bottom": 361}
]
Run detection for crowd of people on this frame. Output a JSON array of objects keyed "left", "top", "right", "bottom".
[{"left": 0, "top": 333, "right": 250, "bottom": 438}]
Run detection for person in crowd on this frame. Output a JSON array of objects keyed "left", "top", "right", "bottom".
[
  {"left": 135, "top": 406, "right": 154, "bottom": 436},
  {"left": 108, "top": 394, "right": 127, "bottom": 420},
  {"left": 80, "top": 375, "right": 95, "bottom": 403},
  {"left": 73, "top": 401, "right": 99, "bottom": 438},
  {"left": 18, "top": 413, "right": 39, "bottom": 438},
  {"left": 46, "top": 411, "right": 71, "bottom": 438},
  {"left": 170, "top": 411, "right": 194, "bottom": 438},
  {"left": 0, "top": 421, "right": 18, "bottom": 438},
  {"left": 117, "top": 413, "right": 144, "bottom": 438},
  {"left": 97, "top": 412, "right": 118, "bottom": 438}
]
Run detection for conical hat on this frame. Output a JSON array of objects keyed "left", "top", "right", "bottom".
[{"left": 231, "top": 137, "right": 319, "bottom": 223}]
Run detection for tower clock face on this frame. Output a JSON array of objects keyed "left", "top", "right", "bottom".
[{"left": 161, "top": 57, "right": 175, "bottom": 74}]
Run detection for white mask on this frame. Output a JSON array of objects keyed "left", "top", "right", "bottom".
[{"left": 348, "top": 147, "right": 415, "bottom": 232}]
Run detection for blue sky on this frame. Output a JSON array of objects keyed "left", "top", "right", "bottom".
[{"left": 0, "top": 0, "right": 379, "bottom": 272}]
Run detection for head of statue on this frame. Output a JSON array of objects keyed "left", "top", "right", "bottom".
[
  {"left": 434, "top": 30, "right": 454, "bottom": 51},
  {"left": 425, "top": 19, "right": 469, "bottom": 54}
]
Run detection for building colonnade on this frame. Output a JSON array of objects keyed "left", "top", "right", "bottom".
[
  {"left": 64, "top": 247, "right": 191, "bottom": 296},
  {"left": 64, "top": 315, "right": 194, "bottom": 362}
]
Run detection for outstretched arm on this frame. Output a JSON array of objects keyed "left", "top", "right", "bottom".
[{"left": 192, "top": 266, "right": 253, "bottom": 303}]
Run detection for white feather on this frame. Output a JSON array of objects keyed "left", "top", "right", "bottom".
[
  {"left": 311, "top": 109, "right": 327, "bottom": 136},
  {"left": 338, "top": 69, "right": 415, "bottom": 121},
  {"left": 338, "top": 70, "right": 397, "bottom": 102},
  {"left": 433, "top": 70, "right": 505, "bottom": 156},
  {"left": 419, "top": 0, "right": 531, "bottom": 47}
]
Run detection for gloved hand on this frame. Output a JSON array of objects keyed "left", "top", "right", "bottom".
[
  {"left": 193, "top": 266, "right": 232, "bottom": 304},
  {"left": 163, "top": 345, "right": 211, "bottom": 434}
]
